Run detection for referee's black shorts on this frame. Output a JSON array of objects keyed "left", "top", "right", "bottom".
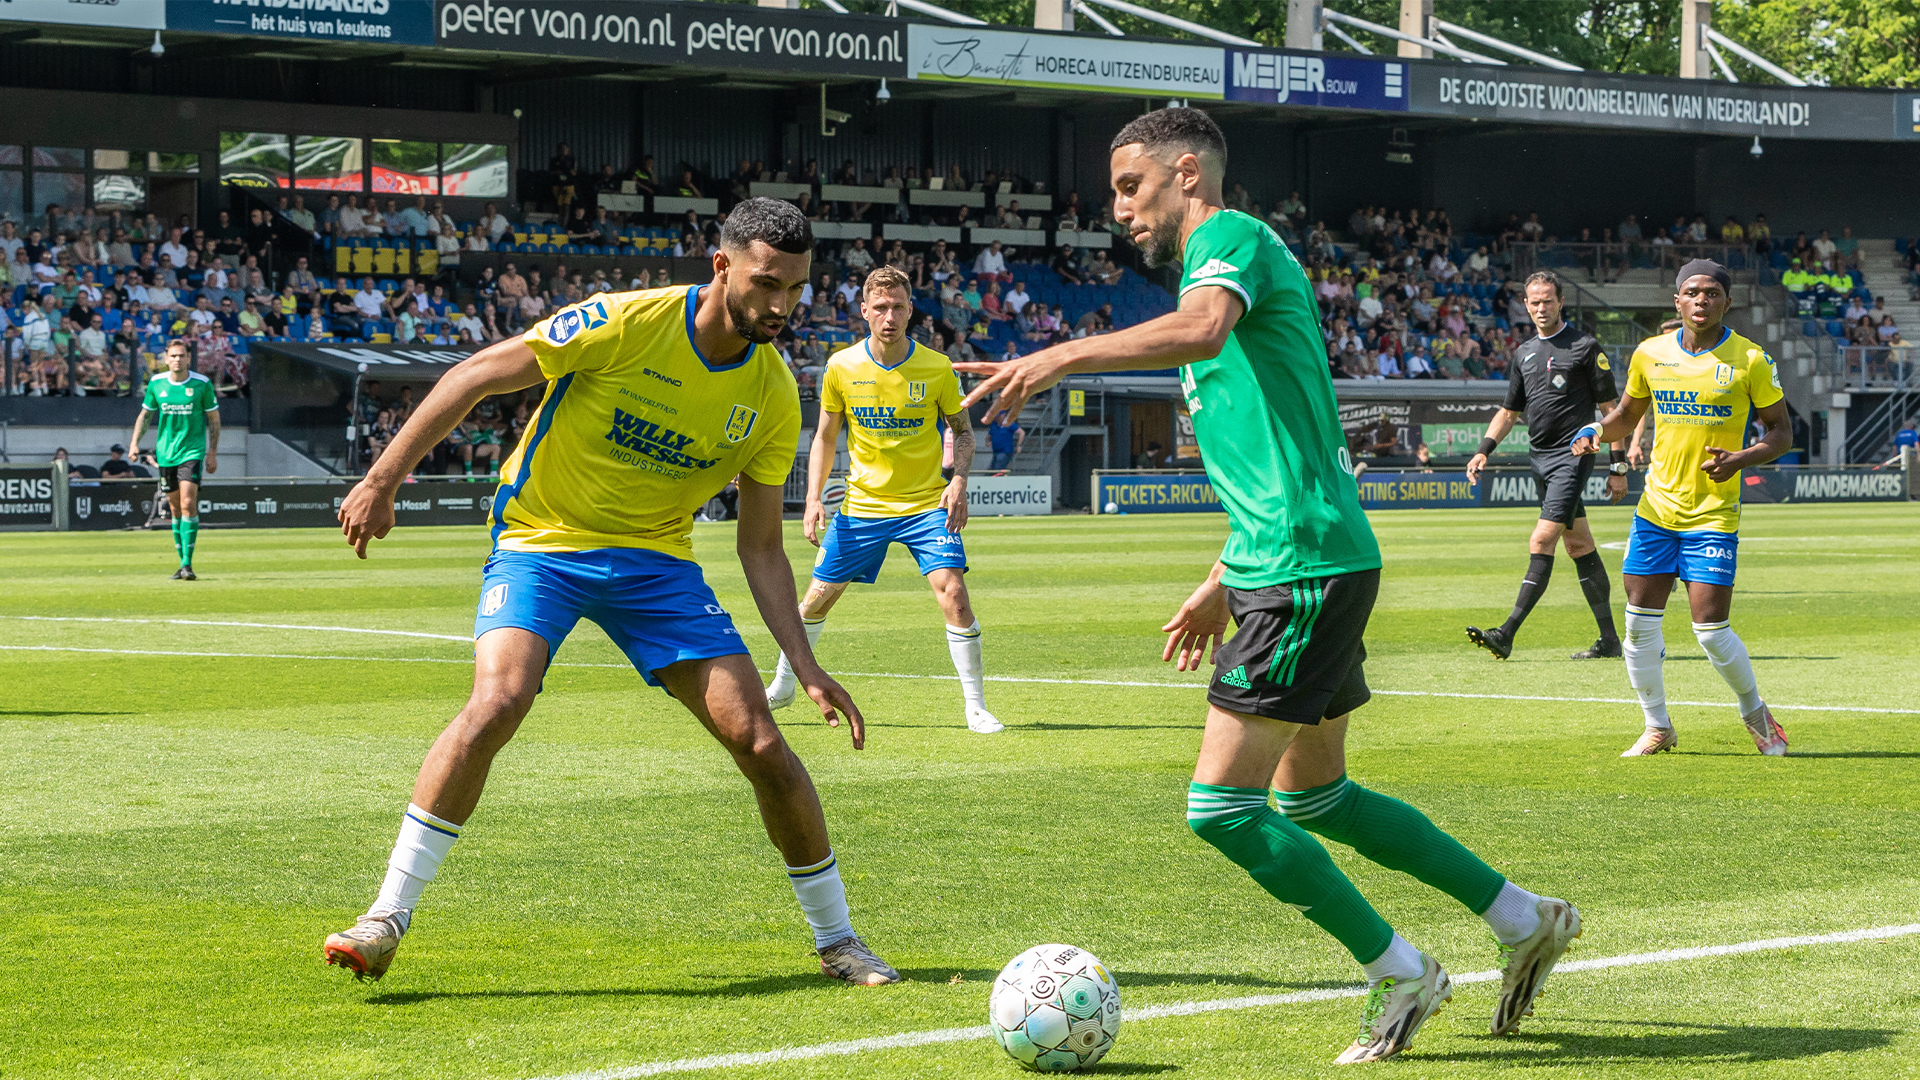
[
  {"left": 1208, "top": 569, "right": 1377, "bottom": 725},
  {"left": 1531, "top": 449, "right": 1593, "bottom": 527}
]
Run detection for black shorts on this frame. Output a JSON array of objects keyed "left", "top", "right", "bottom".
[
  {"left": 1531, "top": 450, "right": 1593, "bottom": 526},
  {"left": 1208, "top": 569, "right": 1377, "bottom": 725},
  {"left": 159, "top": 460, "right": 204, "bottom": 492}
]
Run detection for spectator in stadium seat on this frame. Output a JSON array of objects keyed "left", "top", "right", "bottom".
[
  {"left": 1720, "top": 216, "right": 1745, "bottom": 246},
  {"left": 1089, "top": 250, "right": 1124, "bottom": 286},
  {"left": 630, "top": 155, "right": 658, "bottom": 196},
  {"left": 1836, "top": 225, "right": 1860, "bottom": 269},
  {"left": 157, "top": 228, "right": 189, "bottom": 270},
  {"left": 1404, "top": 344, "right": 1436, "bottom": 379},
  {"left": 842, "top": 237, "right": 875, "bottom": 273},
  {"left": 213, "top": 297, "right": 241, "bottom": 335},
  {"left": 238, "top": 297, "right": 267, "bottom": 338},
  {"left": 973, "top": 240, "right": 1008, "bottom": 280},
  {"left": 314, "top": 194, "right": 341, "bottom": 238},
  {"left": 1812, "top": 229, "right": 1837, "bottom": 263},
  {"left": 1377, "top": 348, "right": 1403, "bottom": 379},
  {"left": 352, "top": 277, "right": 387, "bottom": 323},
  {"left": 1051, "top": 243, "right": 1084, "bottom": 285}
]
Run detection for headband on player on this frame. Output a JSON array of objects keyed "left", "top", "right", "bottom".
[{"left": 1675, "top": 259, "right": 1731, "bottom": 293}]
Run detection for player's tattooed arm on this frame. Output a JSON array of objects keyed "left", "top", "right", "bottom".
[
  {"left": 204, "top": 407, "right": 221, "bottom": 474},
  {"left": 942, "top": 409, "right": 973, "bottom": 533}
]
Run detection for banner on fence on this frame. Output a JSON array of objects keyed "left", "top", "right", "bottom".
[{"left": 967, "top": 474, "right": 1052, "bottom": 516}]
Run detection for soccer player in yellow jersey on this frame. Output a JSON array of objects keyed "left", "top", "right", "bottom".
[
  {"left": 1573, "top": 260, "right": 1792, "bottom": 758},
  {"left": 323, "top": 200, "right": 899, "bottom": 986},
  {"left": 764, "top": 266, "right": 1000, "bottom": 733}
]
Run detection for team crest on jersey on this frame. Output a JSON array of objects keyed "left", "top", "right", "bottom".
[
  {"left": 907, "top": 380, "right": 927, "bottom": 404},
  {"left": 543, "top": 300, "right": 609, "bottom": 346},
  {"left": 1714, "top": 362, "right": 1734, "bottom": 387},
  {"left": 1189, "top": 258, "right": 1240, "bottom": 279},
  {"left": 723, "top": 404, "right": 758, "bottom": 443},
  {"left": 1597, "top": 352, "right": 1611, "bottom": 371}
]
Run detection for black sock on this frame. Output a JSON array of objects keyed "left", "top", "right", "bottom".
[
  {"left": 1573, "top": 550, "right": 1618, "bottom": 643},
  {"left": 1500, "top": 553, "right": 1556, "bottom": 636}
]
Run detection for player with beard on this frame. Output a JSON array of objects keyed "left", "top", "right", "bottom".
[
  {"left": 325, "top": 199, "right": 900, "bottom": 987},
  {"left": 959, "top": 108, "right": 1578, "bottom": 1064},
  {"left": 1463, "top": 270, "right": 1627, "bottom": 661}
]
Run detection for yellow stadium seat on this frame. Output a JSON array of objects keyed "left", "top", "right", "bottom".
[
  {"left": 334, "top": 247, "right": 351, "bottom": 273},
  {"left": 372, "top": 248, "right": 395, "bottom": 274},
  {"left": 349, "top": 248, "right": 373, "bottom": 274}
]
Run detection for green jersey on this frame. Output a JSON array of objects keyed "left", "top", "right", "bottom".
[
  {"left": 141, "top": 372, "right": 218, "bottom": 467},
  {"left": 1176, "top": 210, "right": 1380, "bottom": 589}
]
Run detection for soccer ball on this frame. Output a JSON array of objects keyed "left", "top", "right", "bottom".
[
  {"left": 989, "top": 944, "right": 1121, "bottom": 1071},
  {"left": 1102, "top": 501, "right": 1119, "bottom": 515}
]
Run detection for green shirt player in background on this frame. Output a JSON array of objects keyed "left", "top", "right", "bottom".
[
  {"left": 960, "top": 109, "right": 1581, "bottom": 1065},
  {"left": 129, "top": 339, "right": 220, "bottom": 580}
]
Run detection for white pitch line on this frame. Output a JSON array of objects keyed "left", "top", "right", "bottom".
[
  {"left": 4, "top": 644, "right": 1915, "bottom": 717},
  {"left": 0, "top": 614, "right": 471, "bottom": 641},
  {"left": 528, "top": 922, "right": 1920, "bottom": 1080}
]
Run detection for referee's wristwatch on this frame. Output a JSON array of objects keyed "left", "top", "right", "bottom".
[{"left": 1608, "top": 462, "right": 1630, "bottom": 475}]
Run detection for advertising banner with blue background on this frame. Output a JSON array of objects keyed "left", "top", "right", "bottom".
[
  {"left": 1226, "top": 48, "right": 1408, "bottom": 113},
  {"left": 166, "top": 0, "right": 435, "bottom": 46}
]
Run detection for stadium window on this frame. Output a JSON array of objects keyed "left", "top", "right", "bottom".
[
  {"left": 31, "top": 146, "right": 83, "bottom": 168},
  {"left": 370, "top": 138, "right": 438, "bottom": 195},
  {"left": 0, "top": 168, "right": 21, "bottom": 225},
  {"left": 33, "top": 170, "right": 88, "bottom": 215},
  {"left": 440, "top": 143, "right": 509, "bottom": 198},
  {"left": 219, "top": 131, "right": 291, "bottom": 188},
  {"left": 294, "top": 135, "right": 365, "bottom": 191},
  {"left": 0, "top": 145, "right": 19, "bottom": 167},
  {"left": 93, "top": 174, "right": 147, "bottom": 210},
  {"left": 148, "top": 151, "right": 200, "bottom": 175},
  {"left": 92, "top": 149, "right": 141, "bottom": 172}
]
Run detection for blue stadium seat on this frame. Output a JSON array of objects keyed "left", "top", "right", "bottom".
[
  {"left": 1802, "top": 320, "right": 1820, "bottom": 337},
  {"left": 1826, "top": 320, "right": 1846, "bottom": 337}
]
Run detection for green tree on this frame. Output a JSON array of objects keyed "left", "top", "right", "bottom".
[{"left": 1712, "top": 0, "right": 1920, "bottom": 87}]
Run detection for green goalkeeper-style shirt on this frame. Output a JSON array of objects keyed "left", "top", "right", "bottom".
[
  {"left": 1176, "top": 209, "right": 1381, "bottom": 589},
  {"left": 141, "top": 371, "right": 218, "bottom": 467}
]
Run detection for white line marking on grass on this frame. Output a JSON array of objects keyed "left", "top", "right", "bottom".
[
  {"left": 5, "top": 643, "right": 1915, "bottom": 716},
  {"left": 0, "top": 615, "right": 471, "bottom": 641},
  {"left": 526, "top": 923, "right": 1920, "bottom": 1080}
]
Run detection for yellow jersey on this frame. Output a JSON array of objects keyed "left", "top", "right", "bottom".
[
  {"left": 820, "top": 337, "right": 963, "bottom": 518},
  {"left": 491, "top": 285, "right": 801, "bottom": 557},
  {"left": 1625, "top": 327, "right": 1783, "bottom": 533}
]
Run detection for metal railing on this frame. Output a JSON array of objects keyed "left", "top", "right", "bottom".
[{"left": 1822, "top": 344, "right": 1919, "bottom": 389}]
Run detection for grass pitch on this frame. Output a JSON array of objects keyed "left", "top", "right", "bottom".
[{"left": 4, "top": 503, "right": 1919, "bottom": 1079}]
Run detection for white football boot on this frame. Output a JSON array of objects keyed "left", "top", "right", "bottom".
[{"left": 967, "top": 708, "right": 1004, "bottom": 734}]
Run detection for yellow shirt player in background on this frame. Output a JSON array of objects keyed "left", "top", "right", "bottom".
[
  {"left": 1573, "top": 259, "right": 1792, "bottom": 759},
  {"left": 325, "top": 199, "right": 900, "bottom": 989},
  {"left": 765, "top": 266, "right": 1002, "bottom": 733}
]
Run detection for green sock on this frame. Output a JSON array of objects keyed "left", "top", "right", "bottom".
[
  {"left": 1188, "top": 782, "right": 1395, "bottom": 964},
  {"left": 180, "top": 516, "right": 198, "bottom": 567},
  {"left": 170, "top": 519, "right": 184, "bottom": 563},
  {"left": 1276, "top": 775, "right": 1506, "bottom": 915}
]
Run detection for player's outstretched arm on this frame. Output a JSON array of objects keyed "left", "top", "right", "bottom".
[
  {"left": 337, "top": 339, "right": 545, "bottom": 558},
  {"left": 957, "top": 286, "right": 1243, "bottom": 425},
  {"left": 802, "top": 410, "right": 843, "bottom": 547},
  {"left": 1703, "top": 398, "right": 1792, "bottom": 481},
  {"left": 1570, "top": 394, "right": 1649, "bottom": 457},
  {"left": 1162, "top": 559, "right": 1231, "bottom": 672},
  {"left": 942, "top": 408, "right": 974, "bottom": 533},
  {"left": 1466, "top": 407, "right": 1518, "bottom": 483},
  {"left": 736, "top": 476, "right": 867, "bottom": 749}
]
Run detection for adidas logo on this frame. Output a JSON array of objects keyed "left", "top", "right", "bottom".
[
  {"left": 1219, "top": 665, "right": 1252, "bottom": 689},
  {"left": 1190, "top": 258, "right": 1240, "bottom": 279}
]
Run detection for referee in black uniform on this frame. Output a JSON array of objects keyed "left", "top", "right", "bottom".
[{"left": 1465, "top": 270, "right": 1628, "bottom": 660}]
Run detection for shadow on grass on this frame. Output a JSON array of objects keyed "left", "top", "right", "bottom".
[
  {"left": 1447, "top": 1019, "right": 1896, "bottom": 1065},
  {"left": 365, "top": 969, "right": 1348, "bottom": 1006},
  {"left": 1664, "top": 655, "right": 1838, "bottom": 662},
  {"left": 0, "top": 710, "right": 137, "bottom": 716},
  {"left": 1685, "top": 750, "right": 1920, "bottom": 759}
]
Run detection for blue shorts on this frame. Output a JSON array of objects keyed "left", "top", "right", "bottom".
[
  {"left": 812, "top": 508, "right": 967, "bottom": 585},
  {"left": 474, "top": 548, "right": 747, "bottom": 687},
  {"left": 1621, "top": 515, "right": 1739, "bottom": 586}
]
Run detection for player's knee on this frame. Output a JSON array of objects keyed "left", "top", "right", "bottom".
[{"left": 465, "top": 682, "right": 536, "bottom": 730}]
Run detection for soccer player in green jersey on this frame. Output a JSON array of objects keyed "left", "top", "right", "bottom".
[
  {"left": 129, "top": 339, "right": 220, "bottom": 580},
  {"left": 960, "top": 109, "right": 1580, "bottom": 1064}
]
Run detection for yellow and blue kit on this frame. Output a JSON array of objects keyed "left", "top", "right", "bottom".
[
  {"left": 813, "top": 338, "right": 969, "bottom": 584},
  {"left": 476, "top": 285, "right": 802, "bottom": 684},
  {"left": 1618, "top": 326, "right": 1783, "bottom": 586}
]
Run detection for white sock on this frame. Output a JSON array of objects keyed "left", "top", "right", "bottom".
[
  {"left": 367, "top": 803, "right": 461, "bottom": 931},
  {"left": 786, "top": 850, "right": 855, "bottom": 948},
  {"left": 1622, "top": 606, "right": 1671, "bottom": 729},
  {"left": 947, "top": 621, "right": 985, "bottom": 712},
  {"left": 769, "top": 616, "right": 826, "bottom": 696},
  {"left": 1693, "top": 620, "right": 1764, "bottom": 715},
  {"left": 1482, "top": 881, "right": 1544, "bottom": 945},
  {"left": 1360, "top": 933, "right": 1426, "bottom": 985}
]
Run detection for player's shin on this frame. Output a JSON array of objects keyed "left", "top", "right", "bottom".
[
  {"left": 1187, "top": 783, "right": 1399, "bottom": 970},
  {"left": 170, "top": 518, "right": 184, "bottom": 564},
  {"left": 1275, "top": 775, "right": 1521, "bottom": 936},
  {"left": 946, "top": 621, "right": 985, "bottom": 711},
  {"left": 785, "top": 849, "right": 855, "bottom": 948},
  {"left": 1500, "top": 553, "right": 1555, "bottom": 636},
  {"left": 179, "top": 516, "right": 199, "bottom": 567},
  {"left": 1623, "top": 606, "right": 1671, "bottom": 728},
  {"left": 1693, "top": 620, "right": 1763, "bottom": 714},
  {"left": 1573, "top": 551, "right": 1618, "bottom": 643},
  {"left": 367, "top": 803, "right": 462, "bottom": 931}
]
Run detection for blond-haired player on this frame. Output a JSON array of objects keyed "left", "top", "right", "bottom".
[{"left": 765, "top": 266, "right": 999, "bottom": 733}]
